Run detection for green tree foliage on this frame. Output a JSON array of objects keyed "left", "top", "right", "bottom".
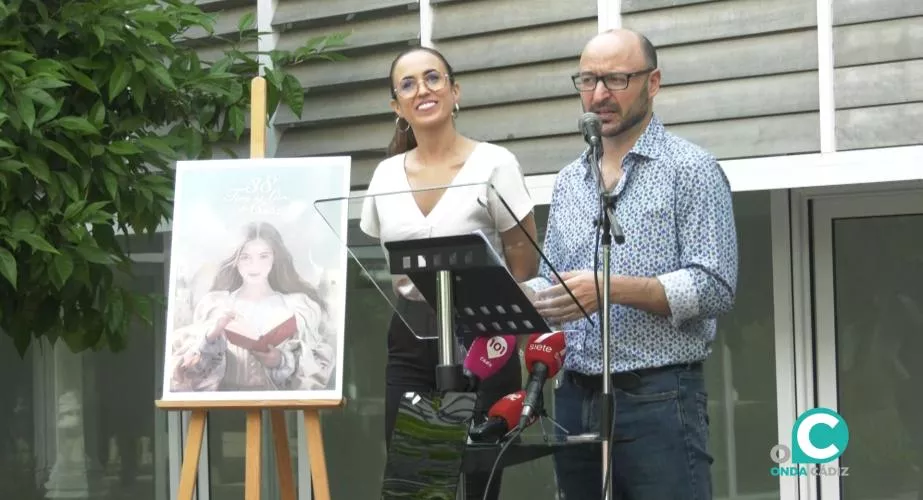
[{"left": 0, "top": 0, "right": 346, "bottom": 355}]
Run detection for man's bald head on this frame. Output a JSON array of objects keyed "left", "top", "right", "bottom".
[
  {"left": 581, "top": 29, "right": 658, "bottom": 70},
  {"left": 574, "top": 29, "right": 661, "bottom": 140}
]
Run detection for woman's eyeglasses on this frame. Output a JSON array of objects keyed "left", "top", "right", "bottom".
[{"left": 394, "top": 71, "right": 450, "bottom": 99}]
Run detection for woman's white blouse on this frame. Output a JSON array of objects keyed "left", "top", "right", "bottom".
[{"left": 359, "top": 142, "right": 534, "bottom": 300}]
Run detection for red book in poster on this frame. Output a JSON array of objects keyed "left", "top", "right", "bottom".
[{"left": 224, "top": 314, "right": 297, "bottom": 352}]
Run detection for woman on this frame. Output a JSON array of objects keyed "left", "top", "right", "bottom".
[
  {"left": 360, "top": 46, "right": 539, "bottom": 499},
  {"left": 169, "top": 221, "right": 336, "bottom": 393}
]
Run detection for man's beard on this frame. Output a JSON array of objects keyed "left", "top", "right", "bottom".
[{"left": 591, "top": 83, "right": 651, "bottom": 138}]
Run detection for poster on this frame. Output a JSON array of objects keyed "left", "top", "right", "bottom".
[{"left": 160, "top": 157, "right": 351, "bottom": 403}]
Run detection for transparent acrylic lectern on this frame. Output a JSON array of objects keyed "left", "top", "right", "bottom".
[{"left": 314, "top": 181, "right": 600, "bottom": 499}]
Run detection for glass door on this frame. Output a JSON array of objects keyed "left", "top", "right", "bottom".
[{"left": 811, "top": 188, "right": 923, "bottom": 499}]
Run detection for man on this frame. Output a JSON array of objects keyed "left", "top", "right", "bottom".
[{"left": 524, "top": 29, "right": 738, "bottom": 499}]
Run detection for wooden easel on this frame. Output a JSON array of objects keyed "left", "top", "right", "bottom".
[{"left": 155, "top": 76, "right": 345, "bottom": 500}]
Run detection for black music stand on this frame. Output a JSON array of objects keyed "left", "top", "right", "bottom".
[
  {"left": 384, "top": 230, "right": 560, "bottom": 499},
  {"left": 384, "top": 232, "right": 555, "bottom": 392},
  {"left": 312, "top": 182, "right": 596, "bottom": 500}
]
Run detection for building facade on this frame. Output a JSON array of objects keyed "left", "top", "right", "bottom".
[{"left": 1, "top": 0, "right": 921, "bottom": 499}]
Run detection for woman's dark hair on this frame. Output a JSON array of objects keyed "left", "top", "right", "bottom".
[
  {"left": 212, "top": 221, "right": 326, "bottom": 316},
  {"left": 212, "top": 221, "right": 334, "bottom": 342},
  {"left": 386, "top": 46, "right": 456, "bottom": 157}
]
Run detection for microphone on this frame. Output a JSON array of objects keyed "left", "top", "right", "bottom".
[
  {"left": 577, "top": 112, "right": 625, "bottom": 245},
  {"left": 468, "top": 390, "right": 535, "bottom": 443},
  {"left": 579, "top": 111, "right": 602, "bottom": 149},
  {"left": 519, "top": 331, "right": 566, "bottom": 428},
  {"left": 462, "top": 334, "right": 516, "bottom": 391}
]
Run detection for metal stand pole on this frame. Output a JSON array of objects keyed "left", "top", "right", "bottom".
[
  {"left": 587, "top": 141, "right": 624, "bottom": 500},
  {"left": 434, "top": 270, "right": 466, "bottom": 499},
  {"left": 436, "top": 271, "right": 455, "bottom": 377},
  {"left": 599, "top": 194, "right": 614, "bottom": 500},
  {"left": 435, "top": 270, "right": 463, "bottom": 391}
]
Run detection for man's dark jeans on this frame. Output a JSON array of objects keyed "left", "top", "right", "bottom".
[{"left": 552, "top": 363, "right": 713, "bottom": 500}]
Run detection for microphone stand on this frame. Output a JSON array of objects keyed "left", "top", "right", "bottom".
[{"left": 587, "top": 138, "right": 624, "bottom": 500}]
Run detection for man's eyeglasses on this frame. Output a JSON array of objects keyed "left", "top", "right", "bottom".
[
  {"left": 571, "top": 68, "right": 655, "bottom": 92},
  {"left": 394, "top": 70, "right": 450, "bottom": 99}
]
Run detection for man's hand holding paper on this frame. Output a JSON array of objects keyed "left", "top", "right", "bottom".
[{"left": 533, "top": 270, "right": 604, "bottom": 324}]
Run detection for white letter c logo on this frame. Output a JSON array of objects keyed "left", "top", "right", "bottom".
[{"left": 796, "top": 413, "right": 841, "bottom": 461}]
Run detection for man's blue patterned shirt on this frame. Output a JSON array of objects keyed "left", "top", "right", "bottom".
[{"left": 530, "top": 114, "right": 738, "bottom": 375}]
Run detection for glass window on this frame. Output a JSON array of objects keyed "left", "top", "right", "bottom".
[
  {"left": 323, "top": 191, "right": 780, "bottom": 499},
  {"left": 832, "top": 212, "right": 923, "bottom": 499},
  {"left": 708, "top": 191, "right": 779, "bottom": 499},
  {"left": 0, "top": 330, "right": 38, "bottom": 499},
  {"left": 320, "top": 234, "right": 390, "bottom": 500},
  {"left": 0, "top": 234, "right": 170, "bottom": 500},
  {"left": 90, "top": 261, "right": 169, "bottom": 500}
]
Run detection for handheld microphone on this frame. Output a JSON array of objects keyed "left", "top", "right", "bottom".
[
  {"left": 578, "top": 112, "right": 625, "bottom": 245},
  {"left": 519, "top": 331, "right": 566, "bottom": 428},
  {"left": 468, "top": 390, "right": 535, "bottom": 443},
  {"left": 462, "top": 334, "right": 516, "bottom": 391}
]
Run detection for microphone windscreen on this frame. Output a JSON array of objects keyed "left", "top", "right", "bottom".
[
  {"left": 463, "top": 334, "right": 516, "bottom": 380},
  {"left": 487, "top": 390, "right": 527, "bottom": 430},
  {"left": 579, "top": 112, "right": 602, "bottom": 140},
  {"left": 524, "top": 331, "right": 567, "bottom": 378}
]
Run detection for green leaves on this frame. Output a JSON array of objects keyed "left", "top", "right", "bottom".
[
  {"left": 0, "top": 50, "right": 34, "bottom": 65},
  {"left": 229, "top": 106, "right": 246, "bottom": 139},
  {"left": 51, "top": 252, "right": 74, "bottom": 288},
  {"left": 108, "top": 141, "right": 141, "bottom": 155},
  {"left": 64, "top": 63, "right": 100, "bottom": 94},
  {"left": 0, "top": 0, "right": 347, "bottom": 356},
  {"left": 52, "top": 116, "right": 99, "bottom": 135},
  {"left": 108, "top": 59, "right": 133, "bottom": 101},
  {"left": 281, "top": 73, "right": 305, "bottom": 118},
  {"left": 18, "top": 233, "right": 58, "bottom": 255},
  {"left": 15, "top": 93, "right": 36, "bottom": 131},
  {"left": 0, "top": 248, "right": 16, "bottom": 289}
]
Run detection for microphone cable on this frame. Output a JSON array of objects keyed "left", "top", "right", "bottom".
[{"left": 480, "top": 424, "right": 524, "bottom": 500}]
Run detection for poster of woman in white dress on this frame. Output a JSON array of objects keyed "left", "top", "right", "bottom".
[{"left": 160, "top": 157, "right": 350, "bottom": 402}]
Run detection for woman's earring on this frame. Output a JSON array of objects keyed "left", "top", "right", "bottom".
[
  {"left": 452, "top": 102, "right": 460, "bottom": 118},
  {"left": 395, "top": 115, "right": 411, "bottom": 132}
]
